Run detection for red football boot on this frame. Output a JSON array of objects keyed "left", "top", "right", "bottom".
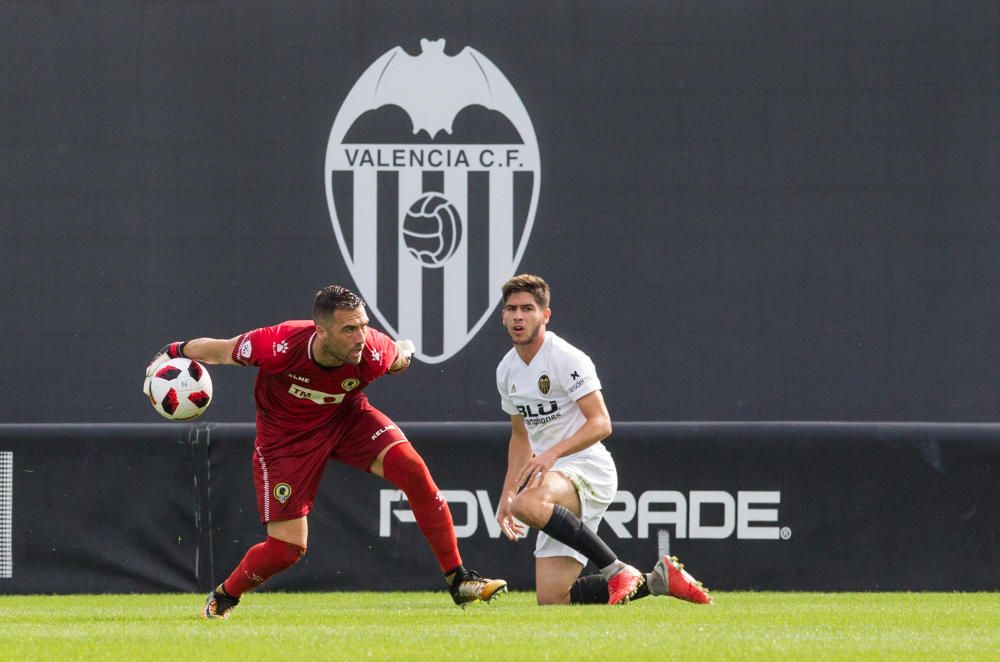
[
  {"left": 607, "top": 565, "right": 645, "bottom": 605},
  {"left": 649, "top": 555, "right": 712, "bottom": 604}
]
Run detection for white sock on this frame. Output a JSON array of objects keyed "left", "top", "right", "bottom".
[{"left": 599, "top": 559, "right": 626, "bottom": 580}]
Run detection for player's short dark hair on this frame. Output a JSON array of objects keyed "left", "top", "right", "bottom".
[
  {"left": 313, "top": 285, "right": 366, "bottom": 322},
  {"left": 501, "top": 274, "right": 550, "bottom": 309}
]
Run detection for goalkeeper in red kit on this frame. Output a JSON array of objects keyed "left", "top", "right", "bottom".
[{"left": 144, "top": 285, "right": 506, "bottom": 619}]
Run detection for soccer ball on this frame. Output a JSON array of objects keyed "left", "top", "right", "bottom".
[
  {"left": 401, "top": 192, "right": 463, "bottom": 267},
  {"left": 147, "top": 358, "right": 213, "bottom": 421}
]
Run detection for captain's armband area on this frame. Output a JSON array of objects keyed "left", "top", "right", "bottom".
[{"left": 388, "top": 339, "right": 415, "bottom": 374}]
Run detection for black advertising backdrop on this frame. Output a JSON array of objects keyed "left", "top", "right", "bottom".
[
  {"left": 3, "top": 425, "right": 205, "bottom": 593},
  {"left": 2, "top": 423, "right": 997, "bottom": 594},
  {"left": 2, "top": 1, "right": 998, "bottom": 596},
  {"left": 2, "top": 2, "right": 1000, "bottom": 423}
]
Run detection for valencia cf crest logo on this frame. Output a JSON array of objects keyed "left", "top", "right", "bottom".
[
  {"left": 538, "top": 374, "right": 551, "bottom": 396},
  {"left": 325, "top": 38, "right": 541, "bottom": 364}
]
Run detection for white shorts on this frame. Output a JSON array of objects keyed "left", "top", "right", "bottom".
[{"left": 534, "top": 446, "right": 618, "bottom": 565}]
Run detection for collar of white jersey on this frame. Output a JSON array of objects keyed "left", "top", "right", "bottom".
[{"left": 519, "top": 330, "right": 555, "bottom": 367}]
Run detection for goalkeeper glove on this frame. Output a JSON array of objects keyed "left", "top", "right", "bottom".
[{"left": 143, "top": 341, "right": 187, "bottom": 396}]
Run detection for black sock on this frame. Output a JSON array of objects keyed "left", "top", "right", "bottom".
[
  {"left": 541, "top": 504, "right": 617, "bottom": 568},
  {"left": 444, "top": 565, "right": 466, "bottom": 586},
  {"left": 568, "top": 573, "right": 651, "bottom": 604},
  {"left": 569, "top": 574, "right": 608, "bottom": 604},
  {"left": 632, "top": 576, "right": 651, "bottom": 601}
]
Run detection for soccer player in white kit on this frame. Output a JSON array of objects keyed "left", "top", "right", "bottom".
[{"left": 495, "top": 274, "right": 712, "bottom": 606}]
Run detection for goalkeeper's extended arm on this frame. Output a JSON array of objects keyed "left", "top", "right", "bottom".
[
  {"left": 177, "top": 337, "right": 241, "bottom": 365},
  {"left": 143, "top": 337, "right": 239, "bottom": 395}
]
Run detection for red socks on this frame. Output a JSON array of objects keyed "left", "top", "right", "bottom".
[
  {"left": 382, "top": 442, "right": 462, "bottom": 573},
  {"left": 222, "top": 535, "right": 306, "bottom": 598},
  {"left": 221, "top": 443, "right": 459, "bottom": 597}
]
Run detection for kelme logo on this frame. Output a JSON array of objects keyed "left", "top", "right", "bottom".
[{"left": 325, "top": 38, "right": 541, "bottom": 364}]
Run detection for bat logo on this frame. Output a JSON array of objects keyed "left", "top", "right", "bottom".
[{"left": 325, "top": 38, "right": 541, "bottom": 364}]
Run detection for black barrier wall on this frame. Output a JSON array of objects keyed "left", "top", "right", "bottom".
[
  {"left": 2, "top": 423, "right": 998, "bottom": 594},
  {"left": 2, "top": 2, "right": 1000, "bottom": 424}
]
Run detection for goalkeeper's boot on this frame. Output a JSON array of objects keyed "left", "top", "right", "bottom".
[
  {"left": 200, "top": 584, "right": 240, "bottom": 619},
  {"left": 448, "top": 568, "right": 508, "bottom": 606},
  {"left": 607, "top": 565, "right": 645, "bottom": 605},
  {"left": 649, "top": 555, "right": 712, "bottom": 604}
]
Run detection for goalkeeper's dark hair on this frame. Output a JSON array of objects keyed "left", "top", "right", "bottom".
[
  {"left": 313, "top": 285, "right": 366, "bottom": 322},
  {"left": 502, "top": 274, "right": 550, "bottom": 309}
]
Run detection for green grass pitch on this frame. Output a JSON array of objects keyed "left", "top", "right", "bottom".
[{"left": 1, "top": 591, "right": 998, "bottom": 660}]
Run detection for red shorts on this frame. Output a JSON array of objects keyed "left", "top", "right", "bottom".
[{"left": 251, "top": 398, "right": 408, "bottom": 523}]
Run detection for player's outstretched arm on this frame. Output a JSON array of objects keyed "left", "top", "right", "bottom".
[
  {"left": 142, "top": 336, "right": 240, "bottom": 397},
  {"left": 144, "top": 337, "right": 240, "bottom": 376},
  {"left": 181, "top": 337, "right": 242, "bottom": 366}
]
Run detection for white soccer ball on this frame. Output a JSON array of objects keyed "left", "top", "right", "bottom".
[
  {"left": 147, "top": 357, "right": 213, "bottom": 421},
  {"left": 401, "top": 192, "right": 463, "bottom": 267}
]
